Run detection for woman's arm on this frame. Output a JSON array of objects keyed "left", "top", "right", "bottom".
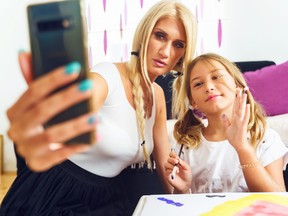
[
  {"left": 152, "top": 83, "right": 173, "bottom": 193},
  {"left": 7, "top": 52, "right": 107, "bottom": 172}
]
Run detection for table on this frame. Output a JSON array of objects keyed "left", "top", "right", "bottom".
[{"left": 132, "top": 192, "right": 288, "bottom": 216}]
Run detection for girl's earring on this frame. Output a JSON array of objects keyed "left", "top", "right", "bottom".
[
  {"left": 243, "top": 86, "right": 249, "bottom": 93},
  {"left": 189, "top": 104, "right": 206, "bottom": 119}
]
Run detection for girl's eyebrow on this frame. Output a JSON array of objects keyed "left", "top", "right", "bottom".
[{"left": 190, "top": 69, "right": 224, "bottom": 83}]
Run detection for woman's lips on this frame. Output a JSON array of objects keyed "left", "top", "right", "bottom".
[{"left": 153, "top": 59, "right": 167, "bottom": 67}]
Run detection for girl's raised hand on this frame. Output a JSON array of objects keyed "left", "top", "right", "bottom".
[
  {"left": 7, "top": 52, "right": 97, "bottom": 171},
  {"left": 222, "top": 89, "right": 250, "bottom": 151}
]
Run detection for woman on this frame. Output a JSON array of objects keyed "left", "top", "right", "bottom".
[
  {"left": 165, "top": 53, "right": 288, "bottom": 194},
  {"left": 1, "top": 1, "right": 197, "bottom": 215}
]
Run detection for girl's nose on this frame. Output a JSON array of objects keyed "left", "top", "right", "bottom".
[{"left": 205, "top": 83, "right": 215, "bottom": 93}]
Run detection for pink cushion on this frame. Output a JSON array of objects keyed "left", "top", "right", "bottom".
[{"left": 243, "top": 61, "right": 288, "bottom": 116}]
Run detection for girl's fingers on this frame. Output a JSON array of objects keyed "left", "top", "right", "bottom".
[
  {"left": 222, "top": 114, "right": 230, "bottom": 128},
  {"left": 243, "top": 104, "right": 250, "bottom": 125},
  {"left": 169, "top": 151, "right": 178, "bottom": 158},
  {"left": 239, "top": 92, "right": 248, "bottom": 120},
  {"left": 234, "top": 89, "right": 248, "bottom": 121}
]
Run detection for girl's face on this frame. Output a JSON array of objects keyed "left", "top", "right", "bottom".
[
  {"left": 189, "top": 60, "right": 237, "bottom": 116},
  {"left": 147, "top": 17, "right": 187, "bottom": 81}
]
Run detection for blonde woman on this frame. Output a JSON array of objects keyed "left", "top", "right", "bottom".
[
  {"left": 165, "top": 53, "right": 288, "bottom": 194},
  {"left": 2, "top": 1, "right": 197, "bottom": 215}
]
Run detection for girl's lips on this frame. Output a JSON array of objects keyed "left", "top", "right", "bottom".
[{"left": 205, "top": 95, "right": 220, "bottom": 102}]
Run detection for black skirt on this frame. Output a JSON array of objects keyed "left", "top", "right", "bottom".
[{"left": 0, "top": 160, "right": 132, "bottom": 216}]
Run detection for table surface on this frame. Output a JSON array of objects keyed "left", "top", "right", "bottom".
[{"left": 132, "top": 192, "right": 288, "bottom": 216}]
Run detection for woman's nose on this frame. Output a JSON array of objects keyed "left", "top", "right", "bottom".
[{"left": 159, "top": 43, "right": 171, "bottom": 58}]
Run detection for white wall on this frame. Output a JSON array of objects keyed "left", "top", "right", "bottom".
[{"left": 1, "top": 0, "right": 288, "bottom": 172}]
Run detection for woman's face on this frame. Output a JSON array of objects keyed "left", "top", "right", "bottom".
[
  {"left": 147, "top": 16, "right": 187, "bottom": 81},
  {"left": 189, "top": 60, "right": 237, "bottom": 117}
]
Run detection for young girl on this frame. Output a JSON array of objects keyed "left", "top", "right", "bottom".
[{"left": 165, "top": 53, "right": 288, "bottom": 194}]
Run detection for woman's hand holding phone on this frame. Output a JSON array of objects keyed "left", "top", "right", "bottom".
[{"left": 6, "top": 52, "right": 97, "bottom": 172}]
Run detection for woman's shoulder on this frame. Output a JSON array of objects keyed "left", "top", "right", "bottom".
[
  {"left": 153, "top": 82, "right": 165, "bottom": 100},
  {"left": 90, "top": 62, "right": 117, "bottom": 73}
]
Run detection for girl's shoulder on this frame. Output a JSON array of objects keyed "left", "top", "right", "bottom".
[{"left": 257, "top": 127, "right": 287, "bottom": 153}]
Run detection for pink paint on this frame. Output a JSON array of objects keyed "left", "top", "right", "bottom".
[
  {"left": 218, "top": 19, "right": 222, "bottom": 47},
  {"left": 103, "top": 0, "right": 106, "bottom": 12},
  {"left": 104, "top": 30, "right": 107, "bottom": 55},
  {"left": 234, "top": 200, "right": 288, "bottom": 216},
  {"left": 120, "top": 14, "right": 123, "bottom": 38}
]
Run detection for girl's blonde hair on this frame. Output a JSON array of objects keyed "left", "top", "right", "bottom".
[
  {"left": 173, "top": 53, "right": 267, "bottom": 149},
  {"left": 126, "top": 0, "right": 197, "bottom": 168}
]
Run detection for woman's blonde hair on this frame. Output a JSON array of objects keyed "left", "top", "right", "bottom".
[
  {"left": 173, "top": 53, "right": 267, "bottom": 149},
  {"left": 126, "top": 0, "right": 197, "bottom": 168}
]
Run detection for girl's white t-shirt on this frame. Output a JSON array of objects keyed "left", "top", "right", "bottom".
[{"left": 173, "top": 128, "right": 288, "bottom": 193}]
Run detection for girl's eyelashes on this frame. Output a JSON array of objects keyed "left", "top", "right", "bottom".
[
  {"left": 192, "top": 74, "right": 224, "bottom": 88},
  {"left": 212, "top": 73, "right": 224, "bottom": 80},
  {"left": 192, "top": 81, "right": 203, "bottom": 88}
]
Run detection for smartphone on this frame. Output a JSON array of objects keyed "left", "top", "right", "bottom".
[{"left": 27, "top": 0, "right": 95, "bottom": 145}]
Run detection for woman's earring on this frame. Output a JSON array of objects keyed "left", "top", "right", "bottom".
[
  {"left": 168, "top": 56, "right": 183, "bottom": 77},
  {"left": 177, "top": 57, "right": 183, "bottom": 67}
]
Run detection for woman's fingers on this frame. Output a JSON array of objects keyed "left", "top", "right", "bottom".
[
  {"left": 11, "top": 112, "right": 97, "bottom": 172},
  {"left": 18, "top": 79, "right": 93, "bottom": 128},
  {"left": 26, "top": 144, "right": 90, "bottom": 172},
  {"left": 37, "top": 112, "right": 97, "bottom": 145},
  {"left": 18, "top": 52, "right": 33, "bottom": 84},
  {"left": 9, "top": 112, "right": 97, "bottom": 155},
  {"left": 7, "top": 62, "right": 82, "bottom": 122}
]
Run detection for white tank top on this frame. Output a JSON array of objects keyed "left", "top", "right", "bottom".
[{"left": 69, "top": 62, "right": 155, "bottom": 177}]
